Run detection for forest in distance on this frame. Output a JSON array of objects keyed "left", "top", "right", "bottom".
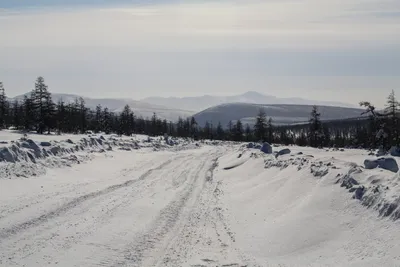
[{"left": 0, "top": 77, "right": 399, "bottom": 150}]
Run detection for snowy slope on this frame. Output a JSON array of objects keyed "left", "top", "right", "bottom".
[
  {"left": 0, "top": 133, "right": 399, "bottom": 266},
  {"left": 142, "top": 91, "right": 356, "bottom": 112},
  {"left": 217, "top": 146, "right": 400, "bottom": 266}
]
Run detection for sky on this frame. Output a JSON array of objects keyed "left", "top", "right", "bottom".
[{"left": 0, "top": 0, "right": 399, "bottom": 107}]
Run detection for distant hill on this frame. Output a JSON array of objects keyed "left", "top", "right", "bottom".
[
  {"left": 11, "top": 92, "right": 361, "bottom": 124},
  {"left": 142, "top": 91, "right": 356, "bottom": 112},
  {"left": 192, "top": 103, "right": 366, "bottom": 127},
  {"left": 12, "top": 93, "right": 194, "bottom": 122}
]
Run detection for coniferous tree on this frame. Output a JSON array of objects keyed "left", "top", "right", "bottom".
[
  {"left": 190, "top": 117, "right": 198, "bottom": 139},
  {"left": 203, "top": 121, "right": 212, "bottom": 140},
  {"left": 177, "top": 117, "right": 185, "bottom": 137},
  {"left": 0, "top": 82, "right": 6, "bottom": 129},
  {"left": 215, "top": 122, "right": 225, "bottom": 140},
  {"left": 360, "top": 101, "right": 386, "bottom": 149},
  {"left": 11, "top": 100, "right": 22, "bottom": 129},
  {"left": 162, "top": 119, "right": 168, "bottom": 135},
  {"left": 102, "top": 107, "right": 112, "bottom": 134},
  {"left": 119, "top": 105, "right": 133, "bottom": 136},
  {"left": 266, "top": 118, "right": 274, "bottom": 143},
  {"left": 227, "top": 120, "right": 233, "bottom": 140},
  {"left": 31, "top": 77, "right": 54, "bottom": 134},
  {"left": 254, "top": 109, "right": 267, "bottom": 142},
  {"left": 23, "top": 96, "right": 34, "bottom": 131},
  {"left": 384, "top": 90, "right": 400, "bottom": 146},
  {"left": 234, "top": 120, "right": 243, "bottom": 141},
  {"left": 308, "top": 105, "right": 323, "bottom": 147},
  {"left": 44, "top": 93, "right": 55, "bottom": 134},
  {"left": 78, "top": 97, "right": 88, "bottom": 133},
  {"left": 245, "top": 124, "right": 253, "bottom": 142},
  {"left": 56, "top": 100, "right": 67, "bottom": 134},
  {"left": 168, "top": 121, "right": 175, "bottom": 136},
  {"left": 94, "top": 105, "right": 103, "bottom": 133}
]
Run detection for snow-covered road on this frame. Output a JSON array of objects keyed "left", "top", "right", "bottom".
[
  {"left": 1, "top": 142, "right": 400, "bottom": 267},
  {"left": 0, "top": 146, "right": 251, "bottom": 267}
]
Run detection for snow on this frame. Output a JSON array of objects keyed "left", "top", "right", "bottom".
[
  {"left": 218, "top": 147, "right": 400, "bottom": 266},
  {"left": 0, "top": 133, "right": 400, "bottom": 266}
]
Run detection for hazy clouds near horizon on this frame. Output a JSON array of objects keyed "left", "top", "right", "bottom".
[{"left": 0, "top": 0, "right": 399, "bottom": 107}]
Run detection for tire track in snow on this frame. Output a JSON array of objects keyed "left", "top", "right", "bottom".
[
  {"left": 0, "top": 156, "right": 180, "bottom": 241},
  {"left": 154, "top": 154, "right": 250, "bottom": 267},
  {"left": 101, "top": 152, "right": 217, "bottom": 267},
  {"left": 151, "top": 148, "right": 260, "bottom": 267}
]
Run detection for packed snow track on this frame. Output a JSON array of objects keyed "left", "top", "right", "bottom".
[{"left": 0, "top": 146, "right": 249, "bottom": 267}]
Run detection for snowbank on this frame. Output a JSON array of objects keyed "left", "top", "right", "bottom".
[
  {"left": 0, "top": 132, "right": 199, "bottom": 179},
  {"left": 216, "top": 146, "right": 400, "bottom": 266},
  {"left": 238, "top": 145, "right": 400, "bottom": 222}
]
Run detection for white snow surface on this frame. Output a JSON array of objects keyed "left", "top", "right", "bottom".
[{"left": 1, "top": 134, "right": 400, "bottom": 267}]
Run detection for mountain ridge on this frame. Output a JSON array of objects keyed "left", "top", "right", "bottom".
[
  {"left": 192, "top": 102, "right": 365, "bottom": 127},
  {"left": 142, "top": 91, "right": 356, "bottom": 111}
]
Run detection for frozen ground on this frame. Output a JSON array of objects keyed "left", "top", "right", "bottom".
[{"left": 0, "top": 133, "right": 400, "bottom": 266}]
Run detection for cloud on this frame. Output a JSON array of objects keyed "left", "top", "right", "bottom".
[
  {"left": 1, "top": 0, "right": 399, "bottom": 49},
  {"left": 0, "top": 0, "right": 399, "bottom": 106}
]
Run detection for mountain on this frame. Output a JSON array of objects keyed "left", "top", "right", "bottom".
[
  {"left": 193, "top": 103, "right": 366, "bottom": 127},
  {"left": 12, "top": 93, "right": 194, "bottom": 122},
  {"left": 142, "top": 91, "right": 356, "bottom": 112}
]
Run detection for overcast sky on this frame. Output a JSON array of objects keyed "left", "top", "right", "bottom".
[{"left": 0, "top": 0, "right": 399, "bottom": 107}]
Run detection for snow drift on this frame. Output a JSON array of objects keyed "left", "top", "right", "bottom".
[
  {"left": 217, "top": 146, "right": 400, "bottom": 266},
  {"left": 0, "top": 132, "right": 197, "bottom": 179}
]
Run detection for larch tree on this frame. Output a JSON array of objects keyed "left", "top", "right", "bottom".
[
  {"left": 308, "top": 105, "right": 323, "bottom": 147},
  {"left": 254, "top": 108, "right": 267, "bottom": 142}
]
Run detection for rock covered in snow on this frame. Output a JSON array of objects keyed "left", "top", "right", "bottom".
[
  {"left": 50, "top": 146, "right": 62, "bottom": 155},
  {"left": 0, "top": 147, "right": 15, "bottom": 163},
  {"left": 377, "top": 157, "right": 399, "bottom": 173},
  {"left": 20, "top": 141, "right": 31, "bottom": 149},
  {"left": 340, "top": 173, "right": 359, "bottom": 189},
  {"left": 247, "top": 142, "right": 261, "bottom": 149},
  {"left": 26, "top": 139, "right": 40, "bottom": 151},
  {"left": 260, "top": 142, "right": 273, "bottom": 154},
  {"left": 119, "top": 147, "right": 132, "bottom": 151},
  {"left": 353, "top": 186, "right": 365, "bottom": 200},
  {"left": 364, "top": 159, "right": 379, "bottom": 170},
  {"left": 364, "top": 157, "right": 399, "bottom": 173},
  {"left": 40, "top": 141, "right": 52, "bottom": 147},
  {"left": 390, "top": 146, "right": 400, "bottom": 157},
  {"left": 276, "top": 148, "right": 291, "bottom": 158}
]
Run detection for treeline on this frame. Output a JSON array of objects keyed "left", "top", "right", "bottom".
[{"left": 0, "top": 77, "right": 399, "bottom": 150}]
